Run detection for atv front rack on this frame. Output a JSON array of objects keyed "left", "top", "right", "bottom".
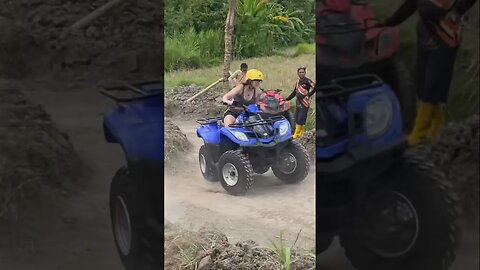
[
  {"left": 196, "top": 117, "right": 223, "bottom": 125},
  {"left": 317, "top": 18, "right": 383, "bottom": 35},
  {"left": 228, "top": 115, "right": 285, "bottom": 128},
  {"left": 315, "top": 74, "right": 383, "bottom": 98},
  {"left": 100, "top": 80, "right": 163, "bottom": 102}
]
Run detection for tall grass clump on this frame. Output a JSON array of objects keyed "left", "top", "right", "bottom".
[
  {"left": 293, "top": 43, "right": 315, "bottom": 57},
  {"left": 447, "top": 26, "right": 479, "bottom": 119},
  {"left": 165, "top": 29, "right": 224, "bottom": 71}
]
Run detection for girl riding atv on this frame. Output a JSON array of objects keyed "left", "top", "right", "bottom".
[{"left": 222, "top": 69, "right": 266, "bottom": 127}]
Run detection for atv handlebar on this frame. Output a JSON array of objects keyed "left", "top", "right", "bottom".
[{"left": 223, "top": 101, "right": 249, "bottom": 109}]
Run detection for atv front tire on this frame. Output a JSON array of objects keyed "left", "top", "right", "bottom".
[
  {"left": 272, "top": 140, "right": 310, "bottom": 183},
  {"left": 110, "top": 167, "right": 161, "bottom": 270},
  {"left": 199, "top": 145, "right": 218, "bottom": 181},
  {"left": 339, "top": 152, "right": 460, "bottom": 270},
  {"left": 217, "top": 150, "right": 254, "bottom": 195}
]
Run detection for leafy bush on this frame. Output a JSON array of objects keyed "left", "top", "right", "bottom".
[{"left": 164, "top": 0, "right": 314, "bottom": 71}]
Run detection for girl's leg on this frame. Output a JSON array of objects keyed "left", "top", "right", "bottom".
[{"left": 223, "top": 114, "right": 237, "bottom": 127}]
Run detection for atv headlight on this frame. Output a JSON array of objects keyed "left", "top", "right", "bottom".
[
  {"left": 230, "top": 130, "right": 249, "bottom": 142},
  {"left": 364, "top": 94, "right": 392, "bottom": 138},
  {"left": 278, "top": 122, "right": 289, "bottom": 136}
]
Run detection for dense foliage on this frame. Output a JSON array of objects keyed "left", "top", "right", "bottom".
[{"left": 165, "top": 0, "right": 315, "bottom": 71}]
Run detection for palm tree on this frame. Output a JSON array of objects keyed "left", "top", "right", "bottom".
[{"left": 223, "top": 0, "right": 237, "bottom": 92}]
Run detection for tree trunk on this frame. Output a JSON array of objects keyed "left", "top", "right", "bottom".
[{"left": 223, "top": 0, "right": 237, "bottom": 92}]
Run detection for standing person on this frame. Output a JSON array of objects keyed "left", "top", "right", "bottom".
[
  {"left": 223, "top": 69, "right": 265, "bottom": 127},
  {"left": 228, "top": 63, "right": 248, "bottom": 89},
  {"left": 383, "top": 0, "right": 477, "bottom": 146},
  {"left": 285, "top": 67, "right": 316, "bottom": 139}
]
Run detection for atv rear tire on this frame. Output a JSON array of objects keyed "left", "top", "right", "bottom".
[
  {"left": 217, "top": 150, "right": 254, "bottom": 196},
  {"left": 381, "top": 57, "right": 416, "bottom": 132},
  {"left": 272, "top": 140, "right": 310, "bottom": 183},
  {"left": 339, "top": 151, "right": 460, "bottom": 270},
  {"left": 110, "top": 167, "right": 161, "bottom": 270},
  {"left": 199, "top": 145, "right": 218, "bottom": 181}
]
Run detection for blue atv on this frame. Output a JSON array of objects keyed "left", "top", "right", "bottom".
[
  {"left": 315, "top": 74, "right": 459, "bottom": 270},
  {"left": 100, "top": 80, "right": 163, "bottom": 270},
  {"left": 196, "top": 102, "right": 310, "bottom": 196}
]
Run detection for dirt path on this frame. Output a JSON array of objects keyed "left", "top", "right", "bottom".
[{"left": 165, "top": 120, "right": 316, "bottom": 251}]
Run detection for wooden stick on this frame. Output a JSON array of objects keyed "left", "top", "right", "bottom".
[
  {"left": 69, "top": 0, "right": 127, "bottom": 31},
  {"left": 187, "top": 71, "right": 233, "bottom": 102},
  {"left": 187, "top": 78, "right": 223, "bottom": 102}
]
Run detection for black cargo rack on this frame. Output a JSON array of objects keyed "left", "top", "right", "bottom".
[
  {"left": 316, "top": 74, "right": 383, "bottom": 99},
  {"left": 100, "top": 80, "right": 163, "bottom": 102}
]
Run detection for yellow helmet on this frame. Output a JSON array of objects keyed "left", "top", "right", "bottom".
[{"left": 246, "top": 69, "right": 264, "bottom": 81}]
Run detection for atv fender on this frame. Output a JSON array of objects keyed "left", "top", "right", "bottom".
[
  {"left": 102, "top": 96, "right": 164, "bottom": 162},
  {"left": 197, "top": 124, "right": 221, "bottom": 144}
]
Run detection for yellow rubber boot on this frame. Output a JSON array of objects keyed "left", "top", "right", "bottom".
[
  {"left": 426, "top": 104, "right": 446, "bottom": 141},
  {"left": 293, "top": 124, "right": 301, "bottom": 139},
  {"left": 407, "top": 102, "right": 435, "bottom": 146},
  {"left": 297, "top": 125, "right": 306, "bottom": 138}
]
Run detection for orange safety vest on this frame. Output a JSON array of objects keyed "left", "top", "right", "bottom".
[
  {"left": 295, "top": 79, "right": 311, "bottom": 108},
  {"left": 419, "top": 0, "right": 464, "bottom": 48}
]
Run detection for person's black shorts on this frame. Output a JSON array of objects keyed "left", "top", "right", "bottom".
[
  {"left": 416, "top": 46, "right": 459, "bottom": 103},
  {"left": 295, "top": 106, "right": 309, "bottom": 125},
  {"left": 224, "top": 108, "right": 242, "bottom": 119}
]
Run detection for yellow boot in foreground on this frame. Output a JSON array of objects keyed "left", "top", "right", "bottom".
[
  {"left": 426, "top": 104, "right": 446, "bottom": 141},
  {"left": 293, "top": 124, "right": 301, "bottom": 139},
  {"left": 407, "top": 102, "right": 435, "bottom": 146},
  {"left": 297, "top": 125, "right": 306, "bottom": 138}
]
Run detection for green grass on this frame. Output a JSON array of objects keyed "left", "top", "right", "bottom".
[
  {"left": 293, "top": 43, "right": 315, "bottom": 57},
  {"left": 165, "top": 29, "right": 224, "bottom": 71},
  {"left": 165, "top": 53, "right": 316, "bottom": 130},
  {"left": 165, "top": 54, "right": 315, "bottom": 90}
]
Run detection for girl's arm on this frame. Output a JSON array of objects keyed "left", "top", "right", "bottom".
[{"left": 223, "top": 85, "right": 241, "bottom": 105}]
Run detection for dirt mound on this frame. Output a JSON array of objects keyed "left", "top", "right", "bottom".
[
  {"left": 164, "top": 226, "right": 315, "bottom": 270},
  {"left": 165, "top": 118, "right": 191, "bottom": 163},
  {"left": 417, "top": 114, "right": 479, "bottom": 219},
  {"left": 0, "top": 81, "right": 79, "bottom": 219},
  {"left": 0, "top": 0, "right": 161, "bottom": 73},
  {"left": 165, "top": 85, "right": 225, "bottom": 118},
  {"left": 297, "top": 130, "right": 315, "bottom": 161}
]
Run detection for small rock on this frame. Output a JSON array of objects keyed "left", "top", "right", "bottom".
[{"left": 198, "top": 255, "right": 212, "bottom": 270}]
